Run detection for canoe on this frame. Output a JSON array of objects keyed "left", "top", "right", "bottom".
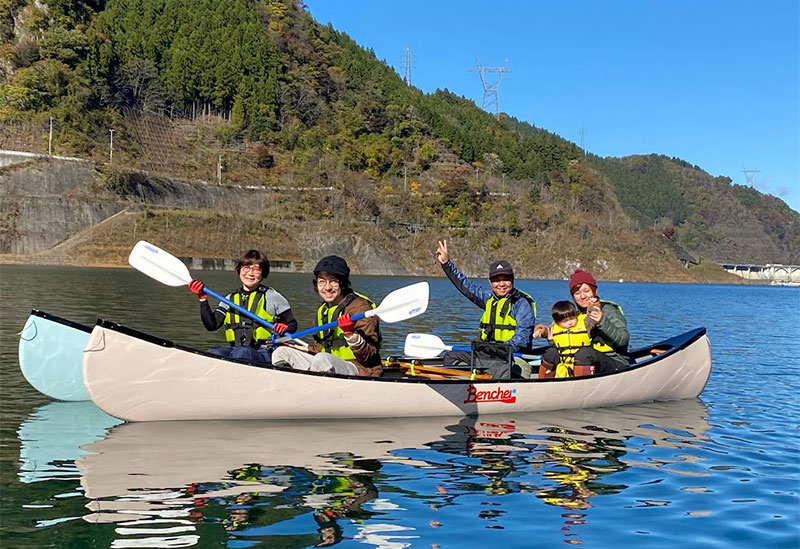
[
  {"left": 19, "top": 310, "right": 92, "bottom": 401},
  {"left": 83, "top": 319, "right": 711, "bottom": 421}
]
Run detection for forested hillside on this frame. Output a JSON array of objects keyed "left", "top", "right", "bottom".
[
  {"left": 2, "top": 0, "right": 798, "bottom": 270},
  {"left": 591, "top": 155, "right": 800, "bottom": 263}
]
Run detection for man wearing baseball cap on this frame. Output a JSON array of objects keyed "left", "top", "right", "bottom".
[
  {"left": 434, "top": 239, "right": 536, "bottom": 376},
  {"left": 554, "top": 269, "right": 628, "bottom": 375}
]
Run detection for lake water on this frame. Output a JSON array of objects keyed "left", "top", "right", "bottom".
[{"left": 1, "top": 265, "right": 798, "bottom": 548}]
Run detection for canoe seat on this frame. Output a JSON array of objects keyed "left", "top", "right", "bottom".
[
  {"left": 649, "top": 345, "right": 673, "bottom": 355},
  {"left": 628, "top": 344, "right": 676, "bottom": 365}
]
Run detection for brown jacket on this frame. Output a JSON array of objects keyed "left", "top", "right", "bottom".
[{"left": 306, "top": 294, "right": 383, "bottom": 377}]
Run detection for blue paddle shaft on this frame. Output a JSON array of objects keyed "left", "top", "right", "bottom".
[
  {"left": 277, "top": 311, "right": 367, "bottom": 343},
  {"left": 203, "top": 287, "right": 276, "bottom": 331}
]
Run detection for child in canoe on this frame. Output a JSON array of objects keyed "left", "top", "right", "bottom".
[
  {"left": 535, "top": 269, "right": 629, "bottom": 377},
  {"left": 534, "top": 301, "right": 594, "bottom": 378}
]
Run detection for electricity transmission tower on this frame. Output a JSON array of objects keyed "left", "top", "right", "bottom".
[
  {"left": 580, "top": 127, "right": 586, "bottom": 155},
  {"left": 402, "top": 46, "right": 416, "bottom": 86},
  {"left": 741, "top": 168, "right": 760, "bottom": 187},
  {"left": 468, "top": 58, "right": 511, "bottom": 117}
]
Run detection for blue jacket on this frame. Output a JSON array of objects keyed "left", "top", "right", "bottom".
[{"left": 441, "top": 260, "right": 535, "bottom": 352}]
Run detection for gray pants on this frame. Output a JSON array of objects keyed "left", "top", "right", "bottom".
[{"left": 272, "top": 346, "right": 359, "bottom": 375}]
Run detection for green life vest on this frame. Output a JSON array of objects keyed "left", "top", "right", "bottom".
[
  {"left": 224, "top": 286, "right": 275, "bottom": 346},
  {"left": 590, "top": 300, "right": 624, "bottom": 354},
  {"left": 552, "top": 314, "right": 592, "bottom": 378},
  {"left": 479, "top": 289, "right": 536, "bottom": 343},
  {"left": 314, "top": 291, "right": 378, "bottom": 361}
]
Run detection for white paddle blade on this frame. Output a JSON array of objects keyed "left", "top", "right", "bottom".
[
  {"left": 128, "top": 240, "right": 192, "bottom": 287},
  {"left": 368, "top": 281, "right": 429, "bottom": 324},
  {"left": 403, "top": 332, "right": 452, "bottom": 359}
]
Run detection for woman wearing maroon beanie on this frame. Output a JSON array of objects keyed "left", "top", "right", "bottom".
[
  {"left": 568, "top": 269, "right": 629, "bottom": 375},
  {"left": 536, "top": 269, "right": 629, "bottom": 376}
]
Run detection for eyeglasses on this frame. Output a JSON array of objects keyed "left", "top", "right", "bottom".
[
  {"left": 316, "top": 278, "right": 340, "bottom": 288},
  {"left": 241, "top": 265, "right": 262, "bottom": 274}
]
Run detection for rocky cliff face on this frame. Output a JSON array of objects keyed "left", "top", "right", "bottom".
[
  {"left": 0, "top": 155, "right": 123, "bottom": 254},
  {"left": 0, "top": 153, "right": 278, "bottom": 255},
  {"left": 0, "top": 153, "right": 418, "bottom": 275}
]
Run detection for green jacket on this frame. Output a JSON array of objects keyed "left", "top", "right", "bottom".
[{"left": 589, "top": 301, "right": 629, "bottom": 368}]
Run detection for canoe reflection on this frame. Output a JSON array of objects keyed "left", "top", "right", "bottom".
[
  {"left": 69, "top": 400, "right": 712, "bottom": 547},
  {"left": 17, "top": 401, "right": 122, "bottom": 484}
]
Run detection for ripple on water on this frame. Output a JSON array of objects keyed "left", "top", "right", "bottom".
[{"left": 2, "top": 273, "right": 799, "bottom": 547}]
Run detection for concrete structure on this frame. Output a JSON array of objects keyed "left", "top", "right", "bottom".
[
  {"left": 0, "top": 149, "right": 84, "bottom": 168},
  {"left": 720, "top": 263, "right": 800, "bottom": 285},
  {"left": 182, "top": 257, "right": 301, "bottom": 273}
]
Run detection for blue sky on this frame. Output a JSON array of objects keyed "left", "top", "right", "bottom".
[{"left": 306, "top": 0, "right": 800, "bottom": 213}]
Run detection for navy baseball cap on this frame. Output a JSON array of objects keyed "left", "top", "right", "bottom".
[{"left": 489, "top": 260, "right": 514, "bottom": 279}]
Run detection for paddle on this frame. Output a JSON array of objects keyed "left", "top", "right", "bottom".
[
  {"left": 275, "top": 281, "right": 430, "bottom": 343},
  {"left": 128, "top": 240, "right": 277, "bottom": 332},
  {"left": 404, "top": 333, "right": 541, "bottom": 360},
  {"left": 383, "top": 359, "right": 493, "bottom": 380},
  {"left": 404, "top": 332, "right": 465, "bottom": 358}
]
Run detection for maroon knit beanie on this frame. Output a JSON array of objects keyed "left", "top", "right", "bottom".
[{"left": 568, "top": 269, "right": 597, "bottom": 293}]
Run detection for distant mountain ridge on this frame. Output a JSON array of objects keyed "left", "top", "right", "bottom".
[
  {"left": 592, "top": 154, "right": 799, "bottom": 263},
  {"left": 1, "top": 0, "right": 797, "bottom": 267}
]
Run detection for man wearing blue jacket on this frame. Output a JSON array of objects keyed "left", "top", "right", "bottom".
[{"left": 434, "top": 239, "right": 536, "bottom": 377}]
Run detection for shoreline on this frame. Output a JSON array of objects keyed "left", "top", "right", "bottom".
[{"left": 0, "top": 256, "right": 776, "bottom": 286}]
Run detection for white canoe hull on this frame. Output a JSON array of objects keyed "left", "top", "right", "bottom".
[{"left": 84, "top": 321, "right": 712, "bottom": 422}]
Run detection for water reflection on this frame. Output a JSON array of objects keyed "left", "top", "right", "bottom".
[
  {"left": 17, "top": 401, "right": 122, "bottom": 484},
  {"left": 16, "top": 400, "right": 711, "bottom": 547}
]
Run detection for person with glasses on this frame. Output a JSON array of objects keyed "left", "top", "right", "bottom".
[
  {"left": 271, "top": 255, "right": 383, "bottom": 376},
  {"left": 188, "top": 249, "right": 298, "bottom": 364}
]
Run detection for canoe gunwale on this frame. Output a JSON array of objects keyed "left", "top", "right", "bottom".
[
  {"left": 93, "top": 319, "right": 707, "bottom": 385},
  {"left": 30, "top": 309, "right": 92, "bottom": 334}
]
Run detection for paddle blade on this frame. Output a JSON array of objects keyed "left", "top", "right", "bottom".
[
  {"left": 128, "top": 240, "right": 192, "bottom": 287},
  {"left": 371, "top": 281, "right": 429, "bottom": 323},
  {"left": 404, "top": 332, "right": 451, "bottom": 359},
  {"left": 274, "top": 281, "right": 430, "bottom": 344}
]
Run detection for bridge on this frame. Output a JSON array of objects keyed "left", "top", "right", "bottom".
[{"left": 719, "top": 263, "right": 800, "bottom": 285}]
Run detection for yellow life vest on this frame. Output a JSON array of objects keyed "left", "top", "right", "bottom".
[
  {"left": 590, "top": 300, "right": 624, "bottom": 354},
  {"left": 224, "top": 287, "right": 275, "bottom": 345},
  {"left": 479, "top": 289, "right": 536, "bottom": 343},
  {"left": 539, "top": 495, "right": 590, "bottom": 508},
  {"left": 551, "top": 315, "right": 591, "bottom": 378},
  {"left": 314, "top": 291, "right": 378, "bottom": 361}
]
